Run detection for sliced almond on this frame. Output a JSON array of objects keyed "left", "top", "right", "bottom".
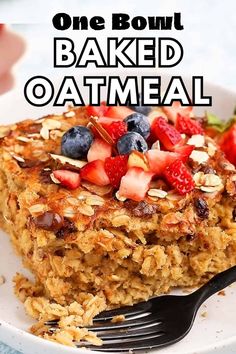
[
  {"left": 151, "top": 140, "right": 161, "bottom": 150},
  {"left": 200, "top": 185, "right": 224, "bottom": 193},
  {"left": 115, "top": 191, "right": 127, "bottom": 202},
  {"left": 0, "top": 126, "right": 11, "bottom": 138},
  {"left": 128, "top": 151, "right": 149, "bottom": 171},
  {"left": 65, "top": 111, "right": 75, "bottom": 118},
  {"left": 187, "top": 134, "right": 205, "bottom": 148},
  {"left": 11, "top": 154, "right": 25, "bottom": 163},
  {"left": 40, "top": 126, "right": 49, "bottom": 140},
  {"left": 50, "top": 154, "right": 87, "bottom": 170},
  {"left": 17, "top": 136, "right": 32, "bottom": 143},
  {"left": 43, "top": 118, "right": 61, "bottom": 130},
  {"left": 190, "top": 150, "right": 209, "bottom": 164}
]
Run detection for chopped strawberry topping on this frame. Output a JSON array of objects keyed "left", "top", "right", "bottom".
[
  {"left": 53, "top": 170, "right": 81, "bottom": 190},
  {"left": 176, "top": 114, "right": 203, "bottom": 136},
  {"left": 173, "top": 144, "right": 194, "bottom": 162},
  {"left": 87, "top": 101, "right": 108, "bottom": 117},
  {"left": 87, "top": 138, "right": 112, "bottom": 162},
  {"left": 105, "top": 106, "right": 133, "bottom": 120},
  {"left": 104, "top": 121, "right": 127, "bottom": 143},
  {"left": 162, "top": 101, "right": 192, "bottom": 123},
  {"left": 104, "top": 155, "right": 128, "bottom": 188},
  {"left": 119, "top": 167, "right": 153, "bottom": 202},
  {"left": 80, "top": 160, "right": 110, "bottom": 186},
  {"left": 151, "top": 117, "right": 183, "bottom": 151},
  {"left": 164, "top": 159, "right": 194, "bottom": 195},
  {"left": 146, "top": 150, "right": 180, "bottom": 175},
  {"left": 219, "top": 124, "right": 236, "bottom": 166}
]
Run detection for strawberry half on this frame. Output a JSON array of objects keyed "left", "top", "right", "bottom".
[
  {"left": 104, "top": 155, "right": 128, "bottom": 188},
  {"left": 119, "top": 167, "right": 153, "bottom": 202},
  {"left": 146, "top": 150, "right": 180, "bottom": 175},
  {"left": 173, "top": 144, "right": 194, "bottom": 162},
  {"left": 87, "top": 101, "right": 108, "bottom": 117},
  {"left": 162, "top": 101, "right": 192, "bottom": 123},
  {"left": 176, "top": 114, "right": 203, "bottom": 136},
  {"left": 53, "top": 170, "right": 81, "bottom": 190},
  {"left": 164, "top": 159, "right": 194, "bottom": 195},
  {"left": 104, "top": 121, "right": 127, "bottom": 143},
  {"left": 80, "top": 160, "right": 110, "bottom": 186},
  {"left": 87, "top": 138, "right": 112, "bottom": 162},
  {"left": 151, "top": 117, "right": 183, "bottom": 151},
  {"left": 105, "top": 106, "right": 133, "bottom": 120},
  {"left": 219, "top": 123, "right": 236, "bottom": 166}
]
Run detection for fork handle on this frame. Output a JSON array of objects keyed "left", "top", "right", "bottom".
[{"left": 192, "top": 265, "right": 236, "bottom": 307}]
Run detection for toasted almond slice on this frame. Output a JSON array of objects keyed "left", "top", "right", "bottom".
[
  {"left": 17, "top": 136, "right": 33, "bottom": 143},
  {"left": 43, "top": 118, "right": 61, "bottom": 130},
  {"left": 187, "top": 134, "right": 205, "bottom": 148},
  {"left": 11, "top": 154, "right": 25, "bottom": 163},
  {"left": 200, "top": 185, "right": 224, "bottom": 193},
  {"left": 65, "top": 111, "right": 75, "bottom": 118},
  {"left": 128, "top": 151, "right": 149, "bottom": 171},
  {"left": 50, "top": 154, "right": 87, "bottom": 169},
  {"left": 190, "top": 150, "right": 209, "bottom": 164},
  {"left": 40, "top": 126, "right": 49, "bottom": 140},
  {"left": 115, "top": 191, "right": 127, "bottom": 202}
]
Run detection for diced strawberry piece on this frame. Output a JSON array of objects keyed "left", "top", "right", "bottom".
[
  {"left": 219, "top": 124, "right": 236, "bottom": 166},
  {"left": 87, "top": 138, "right": 112, "bottom": 162},
  {"left": 53, "top": 170, "right": 80, "bottom": 190},
  {"left": 104, "top": 121, "right": 127, "bottom": 143},
  {"left": 146, "top": 150, "right": 180, "bottom": 175},
  {"left": 87, "top": 101, "right": 109, "bottom": 117},
  {"left": 164, "top": 159, "right": 194, "bottom": 195},
  {"left": 151, "top": 117, "right": 183, "bottom": 151},
  {"left": 119, "top": 167, "right": 153, "bottom": 202},
  {"left": 173, "top": 144, "right": 194, "bottom": 162},
  {"left": 176, "top": 114, "right": 203, "bottom": 136},
  {"left": 105, "top": 106, "right": 134, "bottom": 120},
  {"left": 104, "top": 155, "right": 128, "bottom": 188},
  {"left": 162, "top": 101, "right": 193, "bottom": 123},
  {"left": 80, "top": 160, "right": 110, "bottom": 186}
]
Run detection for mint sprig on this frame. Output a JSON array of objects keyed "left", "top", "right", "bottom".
[{"left": 205, "top": 111, "right": 236, "bottom": 133}]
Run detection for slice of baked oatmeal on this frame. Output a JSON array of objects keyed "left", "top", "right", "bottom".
[{"left": 0, "top": 103, "right": 236, "bottom": 346}]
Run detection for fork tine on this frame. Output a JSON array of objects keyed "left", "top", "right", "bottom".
[
  {"left": 88, "top": 314, "right": 160, "bottom": 331},
  {"left": 81, "top": 331, "right": 181, "bottom": 352},
  {"left": 96, "top": 323, "right": 164, "bottom": 340},
  {"left": 94, "top": 301, "right": 151, "bottom": 321}
]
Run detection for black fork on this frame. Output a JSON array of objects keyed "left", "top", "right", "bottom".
[{"left": 45, "top": 266, "right": 236, "bottom": 352}]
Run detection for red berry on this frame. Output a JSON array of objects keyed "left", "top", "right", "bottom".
[
  {"left": 104, "top": 121, "right": 127, "bottom": 143},
  {"left": 219, "top": 124, "right": 236, "bottom": 166},
  {"left": 53, "top": 170, "right": 80, "bottom": 190},
  {"left": 173, "top": 144, "right": 194, "bottom": 162},
  {"left": 164, "top": 160, "right": 194, "bottom": 195},
  {"left": 151, "top": 117, "right": 183, "bottom": 151},
  {"left": 80, "top": 160, "right": 110, "bottom": 186},
  {"left": 146, "top": 150, "right": 180, "bottom": 175},
  {"left": 162, "top": 101, "right": 193, "bottom": 123},
  {"left": 87, "top": 101, "right": 108, "bottom": 117},
  {"left": 87, "top": 138, "right": 112, "bottom": 162},
  {"left": 119, "top": 167, "right": 153, "bottom": 202},
  {"left": 105, "top": 106, "right": 134, "bottom": 120},
  {"left": 104, "top": 155, "right": 128, "bottom": 188},
  {"left": 176, "top": 114, "right": 203, "bottom": 136}
]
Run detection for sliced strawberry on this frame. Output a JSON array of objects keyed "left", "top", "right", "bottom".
[
  {"left": 104, "top": 121, "right": 127, "bottom": 143},
  {"left": 87, "top": 138, "right": 112, "bottom": 162},
  {"left": 105, "top": 106, "right": 133, "bottom": 120},
  {"left": 80, "top": 160, "right": 110, "bottom": 186},
  {"left": 219, "top": 124, "right": 236, "bottom": 166},
  {"left": 53, "top": 170, "right": 81, "bottom": 190},
  {"left": 104, "top": 155, "right": 128, "bottom": 188},
  {"left": 119, "top": 167, "right": 153, "bottom": 202},
  {"left": 151, "top": 117, "right": 183, "bottom": 151},
  {"left": 176, "top": 114, "right": 203, "bottom": 136},
  {"left": 164, "top": 159, "right": 194, "bottom": 195},
  {"left": 173, "top": 144, "right": 194, "bottom": 162},
  {"left": 146, "top": 150, "right": 179, "bottom": 175},
  {"left": 162, "top": 101, "right": 192, "bottom": 123},
  {"left": 87, "top": 101, "right": 108, "bottom": 117}
]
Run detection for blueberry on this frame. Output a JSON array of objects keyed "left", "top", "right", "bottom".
[
  {"left": 127, "top": 92, "right": 153, "bottom": 115},
  {"left": 124, "top": 113, "right": 150, "bottom": 139},
  {"left": 117, "top": 132, "right": 148, "bottom": 155},
  {"left": 61, "top": 126, "right": 93, "bottom": 159}
]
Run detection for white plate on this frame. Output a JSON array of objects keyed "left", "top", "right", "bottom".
[{"left": 0, "top": 73, "right": 236, "bottom": 354}]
